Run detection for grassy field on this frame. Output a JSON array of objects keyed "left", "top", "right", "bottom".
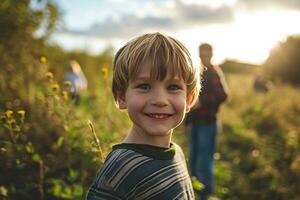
[{"left": 1, "top": 58, "right": 300, "bottom": 199}]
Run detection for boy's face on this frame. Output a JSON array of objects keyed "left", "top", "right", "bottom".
[{"left": 118, "top": 62, "right": 192, "bottom": 144}]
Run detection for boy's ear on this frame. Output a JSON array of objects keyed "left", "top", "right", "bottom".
[
  {"left": 117, "top": 93, "right": 127, "bottom": 110},
  {"left": 185, "top": 94, "right": 194, "bottom": 113}
]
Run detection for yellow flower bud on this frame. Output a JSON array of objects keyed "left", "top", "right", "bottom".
[
  {"left": 101, "top": 67, "right": 108, "bottom": 75},
  {"left": 40, "top": 56, "right": 47, "bottom": 64},
  {"left": 17, "top": 110, "right": 25, "bottom": 120},
  {"left": 64, "top": 81, "right": 72, "bottom": 88},
  {"left": 51, "top": 84, "right": 60, "bottom": 92},
  {"left": 5, "top": 110, "right": 13, "bottom": 119},
  {"left": 8, "top": 119, "right": 17, "bottom": 128},
  {"left": 46, "top": 72, "right": 54, "bottom": 80},
  {"left": 61, "top": 91, "right": 68, "bottom": 100},
  {"left": 0, "top": 114, "right": 6, "bottom": 123}
]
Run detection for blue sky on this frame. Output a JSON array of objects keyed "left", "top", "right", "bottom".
[{"left": 50, "top": 0, "right": 300, "bottom": 64}]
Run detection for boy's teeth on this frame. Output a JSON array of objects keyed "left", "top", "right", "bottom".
[{"left": 148, "top": 114, "right": 169, "bottom": 119}]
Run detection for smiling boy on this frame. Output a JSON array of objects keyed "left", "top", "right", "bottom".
[{"left": 87, "top": 32, "right": 200, "bottom": 200}]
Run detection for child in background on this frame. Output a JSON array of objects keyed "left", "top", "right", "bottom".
[
  {"left": 87, "top": 32, "right": 201, "bottom": 200},
  {"left": 64, "top": 60, "right": 88, "bottom": 105}
]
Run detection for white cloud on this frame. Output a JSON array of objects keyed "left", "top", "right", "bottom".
[
  {"left": 61, "top": 0, "right": 235, "bottom": 38},
  {"left": 174, "top": 0, "right": 234, "bottom": 24},
  {"left": 236, "top": 0, "right": 300, "bottom": 11},
  {"left": 63, "top": 15, "right": 175, "bottom": 39}
]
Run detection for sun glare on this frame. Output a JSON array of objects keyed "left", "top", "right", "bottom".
[
  {"left": 230, "top": 10, "right": 300, "bottom": 64},
  {"left": 177, "top": 10, "right": 300, "bottom": 65}
]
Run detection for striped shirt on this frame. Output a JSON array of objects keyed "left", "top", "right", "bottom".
[{"left": 86, "top": 142, "right": 195, "bottom": 200}]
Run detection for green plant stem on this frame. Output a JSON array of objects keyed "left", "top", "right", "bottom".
[
  {"left": 39, "top": 160, "right": 45, "bottom": 200},
  {"left": 88, "top": 120, "right": 104, "bottom": 161},
  {"left": 8, "top": 129, "right": 16, "bottom": 144}
]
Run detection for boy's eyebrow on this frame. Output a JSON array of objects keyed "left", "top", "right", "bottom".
[
  {"left": 132, "top": 76, "right": 183, "bottom": 83},
  {"left": 164, "top": 76, "right": 183, "bottom": 82},
  {"left": 133, "top": 76, "right": 151, "bottom": 81}
]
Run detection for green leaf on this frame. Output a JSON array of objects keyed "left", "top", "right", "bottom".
[
  {"left": 0, "top": 186, "right": 8, "bottom": 196},
  {"left": 32, "top": 153, "right": 41, "bottom": 162},
  {"left": 56, "top": 136, "right": 64, "bottom": 148},
  {"left": 68, "top": 169, "right": 79, "bottom": 182},
  {"left": 16, "top": 159, "right": 21, "bottom": 166},
  {"left": 25, "top": 142, "right": 34, "bottom": 154},
  {"left": 191, "top": 176, "right": 204, "bottom": 191}
]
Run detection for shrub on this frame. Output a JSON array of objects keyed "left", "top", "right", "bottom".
[{"left": 264, "top": 35, "right": 300, "bottom": 86}]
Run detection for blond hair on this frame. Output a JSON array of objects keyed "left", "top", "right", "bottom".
[{"left": 112, "top": 32, "right": 200, "bottom": 107}]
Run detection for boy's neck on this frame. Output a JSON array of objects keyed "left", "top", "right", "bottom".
[{"left": 123, "top": 128, "right": 172, "bottom": 148}]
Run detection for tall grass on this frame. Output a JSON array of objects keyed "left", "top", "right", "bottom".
[{"left": 1, "top": 55, "right": 299, "bottom": 199}]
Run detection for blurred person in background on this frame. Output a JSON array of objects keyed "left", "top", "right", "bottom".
[
  {"left": 64, "top": 60, "right": 88, "bottom": 105},
  {"left": 185, "top": 43, "right": 229, "bottom": 200},
  {"left": 253, "top": 69, "right": 272, "bottom": 92}
]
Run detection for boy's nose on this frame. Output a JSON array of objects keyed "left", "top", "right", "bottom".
[{"left": 151, "top": 89, "right": 168, "bottom": 107}]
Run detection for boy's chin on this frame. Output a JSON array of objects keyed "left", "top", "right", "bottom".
[{"left": 144, "top": 128, "right": 174, "bottom": 137}]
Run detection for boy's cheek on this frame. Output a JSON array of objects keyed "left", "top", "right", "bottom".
[
  {"left": 127, "top": 98, "right": 144, "bottom": 110},
  {"left": 124, "top": 93, "right": 145, "bottom": 110}
]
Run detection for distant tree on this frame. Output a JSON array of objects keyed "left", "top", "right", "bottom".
[
  {"left": 263, "top": 35, "right": 300, "bottom": 86},
  {"left": 0, "top": 0, "right": 60, "bottom": 102},
  {"left": 0, "top": 0, "right": 59, "bottom": 49}
]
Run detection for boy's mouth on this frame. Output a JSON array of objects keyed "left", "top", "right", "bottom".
[{"left": 145, "top": 113, "right": 173, "bottom": 119}]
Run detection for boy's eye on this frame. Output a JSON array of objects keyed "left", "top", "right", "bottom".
[
  {"left": 136, "top": 84, "right": 151, "bottom": 90},
  {"left": 168, "top": 84, "right": 182, "bottom": 91}
]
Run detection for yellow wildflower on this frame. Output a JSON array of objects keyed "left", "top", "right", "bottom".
[
  {"left": 101, "top": 66, "right": 108, "bottom": 75},
  {"left": 64, "top": 81, "right": 72, "bottom": 88},
  {"left": 0, "top": 114, "right": 6, "bottom": 123},
  {"left": 46, "top": 72, "right": 54, "bottom": 81},
  {"left": 17, "top": 110, "right": 25, "bottom": 120},
  {"left": 61, "top": 91, "right": 68, "bottom": 100},
  {"left": 51, "top": 84, "right": 60, "bottom": 92},
  {"left": 40, "top": 56, "right": 47, "bottom": 64},
  {"left": 8, "top": 119, "right": 17, "bottom": 128},
  {"left": 5, "top": 110, "right": 13, "bottom": 119}
]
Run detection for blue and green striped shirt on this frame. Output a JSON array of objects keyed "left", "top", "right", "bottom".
[{"left": 87, "top": 142, "right": 194, "bottom": 200}]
